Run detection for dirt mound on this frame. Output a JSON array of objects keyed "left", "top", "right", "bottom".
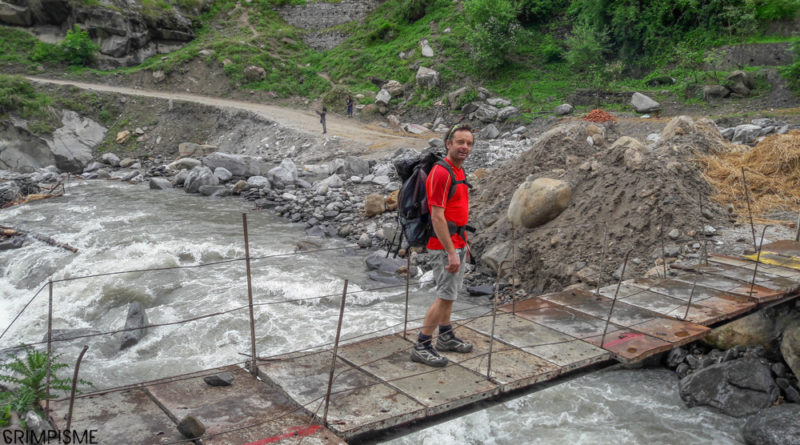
[
  {"left": 470, "top": 117, "right": 732, "bottom": 294},
  {"left": 698, "top": 130, "right": 800, "bottom": 222}
]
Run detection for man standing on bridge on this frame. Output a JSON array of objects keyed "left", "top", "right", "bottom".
[{"left": 411, "top": 124, "right": 474, "bottom": 367}]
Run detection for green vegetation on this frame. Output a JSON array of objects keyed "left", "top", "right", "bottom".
[
  {"left": 61, "top": 25, "right": 100, "bottom": 66},
  {"left": 0, "top": 75, "right": 51, "bottom": 117},
  {"left": 0, "top": 347, "right": 91, "bottom": 421}
]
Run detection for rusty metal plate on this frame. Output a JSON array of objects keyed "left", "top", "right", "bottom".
[
  {"left": 337, "top": 335, "right": 499, "bottom": 414},
  {"left": 692, "top": 262, "right": 799, "bottom": 293},
  {"left": 596, "top": 283, "right": 724, "bottom": 324},
  {"left": 541, "top": 289, "right": 660, "bottom": 327},
  {"left": 468, "top": 312, "right": 610, "bottom": 369},
  {"left": 709, "top": 255, "right": 800, "bottom": 279},
  {"left": 753, "top": 240, "right": 800, "bottom": 259},
  {"left": 146, "top": 365, "right": 343, "bottom": 445},
  {"left": 50, "top": 389, "right": 183, "bottom": 445},
  {"left": 671, "top": 271, "right": 785, "bottom": 302},
  {"left": 257, "top": 348, "right": 425, "bottom": 438},
  {"left": 583, "top": 331, "right": 672, "bottom": 363},
  {"left": 503, "top": 297, "right": 627, "bottom": 340},
  {"left": 629, "top": 318, "right": 709, "bottom": 345}
]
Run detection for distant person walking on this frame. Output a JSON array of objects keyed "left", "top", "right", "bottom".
[
  {"left": 316, "top": 106, "right": 327, "bottom": 134},
  {"left": 346, "top": 95, "right": 354, "bottom": 118}
]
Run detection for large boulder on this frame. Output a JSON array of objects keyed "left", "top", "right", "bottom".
[
  {"left": 202, "top": 152, "right": 260, "bottom": 177},
  {"left": 331, "top": 156, "right": 369, "bottom": 177},
  {"left": 733, "top": 124, "right": 765, "bottom": 144},
  {"left": 0, "top": 121, "right": 55, "bottom": 172},
  {"left": 507, "top": 178, "right": 572, "bottom": 229},
  {"left": 631, "top": 92, "right": 660, "bottom": 113},
  {"left": 149, "top": 177, "right": 172, "bottom": 190},
  {"left": 703, "top": 85, "right": 730, "bottom": 101},
  {"left": 678, "top": 358, "right": 779, "bottom": 417},
  {"left": 415, "top": 66, "right": 440, "bottom": 88},
  {"left": 48, "top": 110, "right": 107, "bottom": 173},
  {"left": 497, "top": 106, "right": 520, "bottom": 122},
  {"left": 726, "top": 70, "right": 756, "bottom": 90},
  {"left": 782, "top": 323, "right": 800, "bottom": 379},
  {"left": 266, "top": 159, "right": 298, "bottom": 188},
  {"left": 471, "top": 103, "right": 499, "bottom": 123},
  {"left": 375, "top": 89, "right": 392, "bottom": 106},
  {"left": 120, "top": 302, "right": 149, "bottom": 350},
  {"left": 704, "top": 309, "right": 777, "bottom": 350},
  {"left": 184, "top": 166, "right": 218, "bottom": 193},
  {"left": 742, "top": 404, "right": 800, "bottom": 445},
  {"left": 383, "top": 80, "right": 404, "bottom": 97},
  {"left": 0, "top": 2, "right": 34, "bottom": 26},
  {"left": 554, "top": 104, "right": 573, "bottom": 115}
]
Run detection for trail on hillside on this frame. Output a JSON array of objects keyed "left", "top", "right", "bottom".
[{"left": 25, "top": 76, "right": 430, "bottom": 157}]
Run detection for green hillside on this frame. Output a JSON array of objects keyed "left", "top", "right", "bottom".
[{"left": 1, "top": 0, "right": 799, "bottom": 120}]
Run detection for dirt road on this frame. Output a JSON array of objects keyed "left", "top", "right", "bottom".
[{"left": 26, "top": 76, "right": 431, "bottom": 156}]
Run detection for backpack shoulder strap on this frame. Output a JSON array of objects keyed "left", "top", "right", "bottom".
[{"left": 435, "top": 160, "right": 472, "bottom": 201}]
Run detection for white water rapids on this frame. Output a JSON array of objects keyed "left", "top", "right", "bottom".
[{"left": 0, "top": 180, "right": 744, "bottom": 444}]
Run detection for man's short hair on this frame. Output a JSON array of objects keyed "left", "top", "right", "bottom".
[{"left": 444, "top": 123, "right": 473, "bottom": 143}]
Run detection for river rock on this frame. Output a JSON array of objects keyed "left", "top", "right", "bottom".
[
  {"left": 149, "top": 177, "right": 172, "bottom": 190},
  {"left": 174, "top": 169, "right": 189, "bottom": 185},
  {"left": 420, "top": 41, "right": 434, "bottom": 57},
  {"left": 317, "top": 174, "right": 344, "bottom": 189},
  {"left": 447, "top": 87, "right": 469, "bottom": 110},
  {"left": 631, "top": 92, "right": 660, "bottom": 113},
  {"left": 101, "top": 152, "right": 121, "bottom": 167},
  {"left": 497, "top": 106, "right": 520, "bottom": 121},
  {"left": 49, "top": 110, "right": 106, "bottom": 173},
  {"left": 203, "top": 371, "right": 234, "bottom": 387},
  {"left": 177, "top": 415, "right": 205, "bottom": 439},
  {"left": 554, "top": 104, "right": 573, "bottom": 115},
  {"left": 368, "top": 270, "right": 404, "bottom": 285},
  {"left": 782, "top": 323, "right": 800, "bottom": 379},
  {"left": 198, "top": 185, "right": 230, "bottom": 197},
  {"left": 365, "top": 250, "right": 406, "bottom": 274},
  {"left": 119, "top": 158, "right": 137, "bottom": 168},
  {"left": 678, "top": 358, "right": 779, "bottom": 417},
  {"left": 213, "top": 167, "right": 232, "bottom": 182},
  {"left": 666, "top": 347, "right": 688, "bottom": 368},
  {"left": 0, "top": 236, "right": 24, "bottom": 250},
  {"left": 184, "top": 166, "right": 218, "bottom": 193},
  {"left": 203, "top": 152, "right": 259, "bottom": 177},
  {"left": 375, "top": 89, "right": 391, "bottom": 106},
  {"left": 24, "top": 411, "right": 48, "bottom": 441},
  {"left": 332, "top": 157, "right": 369, "bottom": 177},
  {"left": 247, "top": 176, "right": 270, "bottom": 189},
  {"left": 481, "top": 241, "right": 511, "bottom": 276},
  {"left": 168, "top": 158, "right": 201, "bottom": 170},
  {"left": 507, "top": 178, "right": 571, "bottom": 229},
  {"left": 479, "top": 124, "right": 500, "bottom": 140},
  {"left": 120, "top": 302, "right": 149, "bottom": 350},
  {"left": 364, "top": 194, "right": 385, "bottom": 216},
  {"left": 471, "top": 103, "right": 499, "bottom": 123},
  {"left": 742, "top": 403, "right": 800, "bottom": 445},
  {"left": 267, "top": 159, "right": 298, "bottom": 188},
  {"left": 178, "top": 142, "right": 217, "bottom": 158},
  {"left": 42, "top": 329, "right": 102, "bottom": 343}
]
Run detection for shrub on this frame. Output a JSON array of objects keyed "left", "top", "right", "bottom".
[
  {"left": 464, "top": 0, "right": 522, "bottom": 72},
  {"left": 0, "top": 75, "right": 48, "bottom": 115},
  {"left": 401, "top": 0, "right": 433, "bottom": 23},
  {"left": 565, "top": 19, "right": 608, "bottom": 71},
  {"left": 754, "top": 0, "right": 800, "bottom": 20},
  {"left": 61, "top": 25, "right": 100, "bottom": 66},
  {"left": 782, "top": 41, "right": 800, "bottom": 91},
  {"left": 516, "top": 0, "right": 568, "bottom": 25}
]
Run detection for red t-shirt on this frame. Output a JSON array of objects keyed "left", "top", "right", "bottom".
[{"left": 426, "top": 159, "right": 469, "bottom": 250}]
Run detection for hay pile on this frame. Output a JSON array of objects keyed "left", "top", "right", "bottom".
[{"left": 698, "top": 130, "right": 800, "bottom": 222}]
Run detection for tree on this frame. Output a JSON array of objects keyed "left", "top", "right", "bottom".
[{"left": 565, "top": 18, "right": 609, "bottom": 72}]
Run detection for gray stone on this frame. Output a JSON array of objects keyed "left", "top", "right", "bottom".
[
  {"left": 119, "top": 157, "right": 137, "bottom": 168},
  {"left": 554, "top": 104, "right": 573, "bottom": 115},
  {"left": 733, "top": 124, "right": 763, "bottom": 144},
  {"left": 679, "top": 358, "right": 779, "bottom": 417},
  {"left": 781, "top": 323, "right": 800, "bottom": 380},
  {"left": 184, "top": 166, "right": 218, "bottom": 194},
  {"left": 213, "top": 167, "right": 232, "bottom": 182},
  {"left": 471, "top": 103, "right": 499, "bottom": 123},
  {"left": 703, "top": 85, "right": 731, "bottom": 100},
  {"left": 667, "top": 347, "right": 688, "bottom": 368},
  {"left": 177, "top": 415, "right": 205, "bottom": 439},
  {"left": 48, "top": 110, "right": 107, "bottom": 173},
  {"left": 149, "top": 177, "right": 172, "bottom": 190},
  {"left": 101, "top": 152, "right": 121, "bottom": 167},
  {"left": 365, "top": 251, "right": 405, "bottom": 273},
  {"left": 357, "top": 232, "right": 371, "bottom": 248},
  {"left": 447, "top": 87, "right": 469, "bottom": 110},
  {"left": 376, "top": 89, "right": 391, "bottom": 106},
  {"left": 420, "top": 42, "right": 434, "bottom": 58},
  {"left": 415, "top": 66, "right": 440, "bottom": 88},
  {"left": 332, "top": 157, "right": 369, "bottom": 177},
  {"left": 120, "top": 302, "right": 149, "bottom": 350},
  {"left": 497, "top": 106, "right": 520, "bottom": 121},
  {"left": 244, "top": 65, "right": 267, "bottom": 82},
  {"left": 247, "top": 176, "right": 270, "bottom": 189},
  {"left": 479, "top": 124, "right": 500, "bottom": 140},
  {"left": 198, "top": 185, "right": 230, "bottom": 197},
  {"left": 631, "top": 92, "right": 660, "bottom": 113},
  {"left": 168, "top": 158, "right": 201, "bottom": 170},
  {"left": 721, "top": 128, "right": 735, "bottom": 139},
  {"left": 512, "top": 126, "right": 527, "bottom": 135},
  {"left": 487, "top": 97, "right": 511, "bottom": 107},
  {"left": 203, "top": 152, "right": 260, "bottom": 177},
  {"left": 318, "top": 174, "right": 344, "bottom": 189},
  {"left": 203, "top": 371, "right": 234, "bottom": 387},
  {"left": 178, "top": 142, "right": 216, "bottom": 158},
  {"left": 742, "top": 404, "right": 800, "bottom": 445},
  {"left": 24, "top": 411, "right": 48, "bottom": 440},
  {"left": 0, "top": 236, "right": 24, "bottom": 250}
]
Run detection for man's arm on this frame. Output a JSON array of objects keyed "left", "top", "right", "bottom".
[{"left": 431, "top": 206, "right": 460, "bottom": 273}]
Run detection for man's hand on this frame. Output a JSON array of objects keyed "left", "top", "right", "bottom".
[{"left": 446, "top": 250, "right": 461, "bottom": 273}]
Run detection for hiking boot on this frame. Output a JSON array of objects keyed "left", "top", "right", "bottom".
[
  {"left": 410, "top": 345, "right": 448, "bottom": 367},
  {"left": 436, "top": 331, "right": 473, "bottom": 353}
]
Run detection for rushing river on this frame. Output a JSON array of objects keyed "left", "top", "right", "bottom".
[{"left": 0, "top": 180, "right": 744, "bottom": 444}]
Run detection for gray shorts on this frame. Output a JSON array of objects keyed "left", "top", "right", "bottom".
[{"left": 433, "top": 247, "right": 467, "bottom": 301}]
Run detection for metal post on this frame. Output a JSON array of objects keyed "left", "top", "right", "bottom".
[
  {"left": 795, "top": 211, "right": 800, "bottom": 242},
  {"left": 660, "top": 228, "right": 667, "bottom": 279},
  {"left": 698, "top": 191, "right": 709, "bottom": 266},
  {"left": 323, "top": 280, "right": 348, "bottom": 424},
  {"left": 682, "top": 271, "right": 699, "bottom": 321},
  {"left": 242, "top": 213, "right": 258, "bottom": 376},
  {"left": 741, "top": 168, "right": 758, "bottom": 252},
  {"left": 66, "top": 345, "right": 89, "bottom": 431},
  {"left": 487, "top": 262, "right": 507, "bottom": 380},
  {"left": 511, "top": 227, "right": 518, "bottom": 315},
  {"left": 403, "top": 254, "right": 411, "bottom": 338},
  {"left": 749, "top": 226, "right": 769, "bottom": 299},
  {"left": 595, "top": 224, "right": 608, "bottom": 297},
  {"left": 601, "top": 251, "right": 631, "bottom": 348},
  {"left": 45, "top": 280, "right": 53, "bottom": 413}
]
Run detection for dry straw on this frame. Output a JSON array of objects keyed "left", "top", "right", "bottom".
[{"left": 697, "top": 130, "right": 800, "bottom": 223}]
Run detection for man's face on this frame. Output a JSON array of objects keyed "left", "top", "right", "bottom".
[{"left": 445, "top": 129, "right": 473, "bottom": 163}]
